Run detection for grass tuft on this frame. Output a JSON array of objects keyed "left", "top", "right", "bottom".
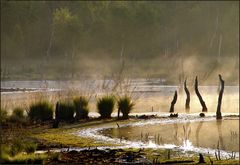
[
  {"left": 74, "top": 96, "right": 89, "bottom": 120},
  {"left": 28, "top": 101, "right": 53, "bottom": 121},
  {"left": 97, "top": 95, "right": 115, "bottom": 119},
  {"left": 57, "top": 101, "right": 75, "bottom": 121},
  {"left": 117, "top": 96, "right": 134, "bottom": 119}
]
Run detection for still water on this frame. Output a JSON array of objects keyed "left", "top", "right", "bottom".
[
  {"left": 101, "top": 119, "right": 239, "bottom": 152},
  {"left": 1, "top": 79, "right": 239, "bottom": 114}
]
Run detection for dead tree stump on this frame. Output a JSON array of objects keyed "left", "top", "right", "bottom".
[
  {"left": 216, "top": 74, "right": 224, "bottom": 119},
  {"left": 198, "top": 153, "right": 205, "bottom": 163},
  {"left": 117, "top": 108, "right": 120, "bottom": 119},
  {"left": 169, "top": 91, "right": 177, "bottom": 113},
  {"left": 55, "top": 101, "right": 60, "bottom": 121},
  {"left": 184, "top": 79, "right": 190, "bottom": 110},
  {"left": 53, "top": 101, "right": 60, "bottom": 128},
  {"left": 195, "top": 76, "right": 208, "bottom": 112}
]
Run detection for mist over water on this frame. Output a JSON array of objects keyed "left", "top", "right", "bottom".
[{"left": 1, "top": 79, "right": 239, "bottom": 115}]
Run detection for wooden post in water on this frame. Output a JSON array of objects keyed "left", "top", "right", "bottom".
[
  {"left": 169, "top": 91, "right": 177, "bottom": 113},
  {"left": 194, "top": 76, "right": 208, "bottom": 112},
  {"left": 216, "top": 74, "right": 224, "bottom": 119},
  {"left": 184, "top": 79, "right": 190, "bottom": 111}
]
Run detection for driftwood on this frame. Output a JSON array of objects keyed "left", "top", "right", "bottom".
[
  {"left": 184, "top": 79, "right": 190, "bottom": 110},
  {"left": 194, "top": 76, "right": 208, "bottom": 112},
  {"left": 216, "top": 74, "right": 224, "bottom": 119},
  {"left": 169, "top": 91, "right": 177, "bottom": 113}
]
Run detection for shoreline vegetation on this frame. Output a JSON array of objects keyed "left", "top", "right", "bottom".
[
  {"left": 1, "top": 112, "right": 239, "bottom": 164},
  {"left": 0, "top": 75, "right": 239, "bottom": 164}
]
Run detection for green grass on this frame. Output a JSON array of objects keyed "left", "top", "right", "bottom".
[
  {"left": 9, "top": 107, "right": 27, "bottom": 123},
  {"left": 1, "top": 153, "right": 48, "bottom": 164}
]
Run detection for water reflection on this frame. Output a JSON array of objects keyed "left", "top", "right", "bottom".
[
  {"left": 102, "top": 119, "right": 239, "bottom": 152},
  {"left": 196, "top": 121, "right": 203, "bottom": 147},
  {"left": 217, "top": 120, "right": 225, "bottom": 150}
]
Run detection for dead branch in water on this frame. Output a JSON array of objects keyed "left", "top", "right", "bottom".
[
  {"left": 169, "top": 91, "right": 177, "bottom": 113},
  {"left": 216, "top": 74, "right": 224, "bottom": 119},
  {"left": 184, "top": 79, "right": 190, "bottom": 111},
  {"left": 194, "top": 76, "right": 208, "bottom": 112}
]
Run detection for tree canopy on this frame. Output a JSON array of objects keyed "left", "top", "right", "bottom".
[{"left": 1, "top": 1, "right": 239, "bottom": 83}]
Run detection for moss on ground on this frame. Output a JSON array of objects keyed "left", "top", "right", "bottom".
[{"left": 31, "top": 118, "right": 135, "bottom": 147}]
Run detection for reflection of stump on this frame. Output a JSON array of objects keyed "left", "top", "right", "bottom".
[
  {"left": 169, "top": 91, "right": 177, "bottom": 113},
  {"left": 184, "top": 79, "right": 190, "bottom": 111},
  {"left": 216, "top": 74, "right": 224, "bottom": 120},
  {"left": 195, "top": 76, "right": 207, "bottom": 112}
]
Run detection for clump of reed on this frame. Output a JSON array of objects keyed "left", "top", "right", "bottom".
[
  {"left": 56, "top": 101, "right": 75, "bottom": 121},
  {"left": 97, "top": 95, "right": 115, "bottom": 119},
  {"left": 73, "top": 96, "right": 89, "bottom": 120},
  {"left": 28, "top": 101, "right": 53, "bottom": 121},
  {"left": 117, "top": 96, "right": 134, "bottom": 119}
]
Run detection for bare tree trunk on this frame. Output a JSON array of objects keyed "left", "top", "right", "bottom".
[
  {"left": 169, "top": 91, "right": 177, "bottom": 113},
  {"left": 184, "top": 79, "right": 190, "bottom": 110},
  {"left": 216, "top": 74, "right": 224, "bottom": 119},
  {"left": 195, "top": 76, "right": 207, "bottom": 112},
  {"left": 117, "top": 108, "right": 120, "bottom": 119}
]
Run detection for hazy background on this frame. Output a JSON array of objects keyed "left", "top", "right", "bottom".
[{"left": 1, "top": 1, "right": 239, "bottom": 85}]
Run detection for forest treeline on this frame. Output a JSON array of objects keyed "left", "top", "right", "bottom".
[{"left": 1, "top": 1, "right": 239, "bottom": 83}]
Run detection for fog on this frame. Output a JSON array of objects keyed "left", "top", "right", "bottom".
[{"left": 1, "top": 1, "right": 239, "bottom": 85}]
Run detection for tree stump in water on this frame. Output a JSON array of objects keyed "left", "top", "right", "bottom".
[
  {"left": 52, "top": 119, "right": 59, "bottom": 128},
  {"left": 184, "top": 79, "right": 190, "bottom": 110},
  {"left": 198, "top": 153, "right": 205, "bottom": 163},
  {"left": 195, "top": 76, "right": 208, "bottom": 112},
  {"left": 216, "top": 74, "right": 224, "bottom": 120},
  {"left": 169, "top": 91, "right": 177, "bottom": 113},
  {"left": 55, "top": 101, "right": 60, "bottom": 121}
]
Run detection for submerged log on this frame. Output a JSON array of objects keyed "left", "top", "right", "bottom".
[
  {"left": 194, "top": 76, "right": 208, "bottom": 112},
  {"left": 184, "top": 79, "right": 190, "bottom": 110},
  {"left": 216, "top": 74, "right": 224, "bottom": 120},
  {"left": 169, "top": 91, "right": 177, "bottom": 113}
]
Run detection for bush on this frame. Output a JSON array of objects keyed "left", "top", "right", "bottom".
[
  {"left": 73, "top": 96, "right": 89, "bottom": 120},
  {"left": 10, "top": 107, "right": 26, "bottom": 123},
  {"left": 57, "top": 102, "right": 75, "bottom": 121},
  {"left": 0, "top": 108, "right": 8, "bottom": 123},
  {"left": 24, "top": 143, "right": 37, "bottom": 154},
  {"left": 28, "top": 101, "right": 53, "bottom": 121},
  {"left": 10, "top": 140, "right": 25, "bottom": 156},
  {"left": 117, "top": 96, "right": 134, "bottom": 119},
  {"left": 97, "top": 95, "right": 115, "bottom": 119}
]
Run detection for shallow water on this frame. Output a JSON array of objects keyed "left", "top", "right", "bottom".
[
  {"left": 1, "top": 80, "right": 239, "bottom": 115},
  {"left": 76, "top": 115, "right": 239, "bottom": 158},
  {"left": 102, "top": 119, "right": 239, "bottom": 152}
]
